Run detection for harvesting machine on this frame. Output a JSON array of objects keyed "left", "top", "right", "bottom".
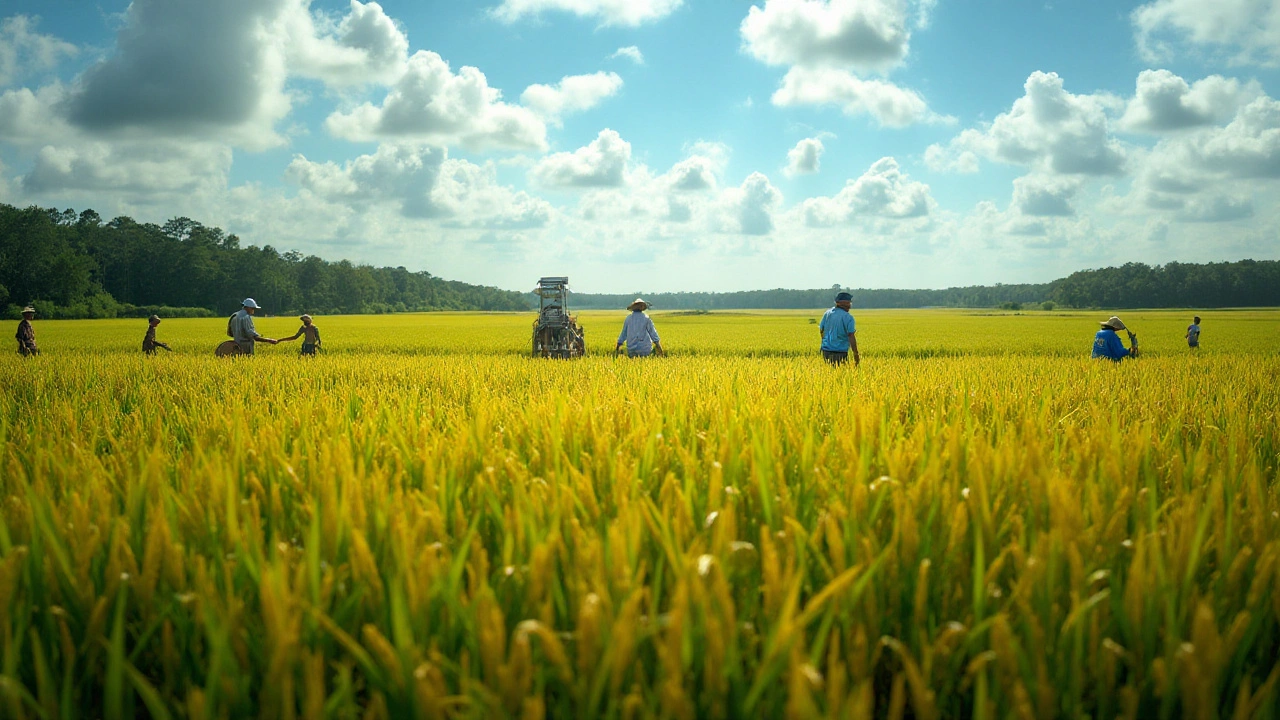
[{"left": 532, "top": 276, "right": 585, "bottom": 358}]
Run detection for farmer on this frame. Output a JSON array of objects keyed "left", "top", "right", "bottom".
[
  {"left": 229, "top": 298, "right": 277, "bottom": 355},
  {"left": 616, "top": 298, "right": 664, "bottom": 357},
  {"left": 142, "top": 315, "right": 171, "bottom": 355},
  {"left": 1186, "top": 316, "right": 1202, "bottom": 351},
  {"left": 279, "top": 314, "right": 322, "bottom": 356},
  {"left": 1092, "top": 316, "right": 1138, "bottom": 361},
  {"left": 820, "top": 292, "right": 859, "bottom": 366},
  {"left": 15, "top": 306, "right": 38, "bottom": 356}
]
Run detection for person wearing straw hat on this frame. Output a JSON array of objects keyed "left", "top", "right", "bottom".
[
  {"left": 616, "top": 298, "right": 664, "bottom": 357},
  {"left": 279, "top": 314, "right": 322, "bottom": 356},
  {"left": 820, "top": 292, "right": 859, "bottom": 366},
  {"left": 15, "top": 306, "right": 38, "bottom": 356},
  {"left": 142, "top": 315, "right": 172, "bottom": 355},
  {"left": 1092, "top": 316, "right": 1138, "bottom": 361},
  {"left": 229, "top": 298, "right": 278, "bottom": 355}
]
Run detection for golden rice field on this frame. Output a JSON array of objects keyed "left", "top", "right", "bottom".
[{"left": 1, "top": 309, "right": 1278, "bottom": 719}]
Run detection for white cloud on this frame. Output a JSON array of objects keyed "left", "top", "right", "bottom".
[
  {"left": 1133, "top": 0, "right": 1280, "bottom": 65},
  {"left": 520, "top": 72, "right": 623, "bottom": 124},
  {"left": 610, "top": 46, "right": 645, "bottom": 64},
  {"left": 801, "top": 157, "right": 931, "bottom": 226},
  {"left": 1176, "top": 194, "right": 1254, "bottom": 222},
  {"left": 325, "top": 51, "right": 547, "bottom": 150},
  {"left": 0, "top": 15, "right": 77, "bottom": 87},
  {"left": 772, "top": 67, "right": 947, "bottom": 127},
  {"left": 924, "top": 142, "right": 978, "bottom": 173},
  {"left": 667, "top": 155, "right": 720, "bottom": 191},
  {"left": 727, "top": 172, "right": 783, "bottom": 235},
  {"left": 1011, "top": 175, "right": 1081, "bottom": 217},
  {"left": 740, "top": 0, "right": 915, "bottom": 72},
  {"left": 934, "top": 71, "right": 1127, "bottom": 176},
  {"left": 785, "top": 138, "right": 824, "bottom": 176},
  {"left": 491, "top": 0, "right": 683, "bottom": 27},
  {"left": 1119, "top": 69, "right": 1260, "bottom": 132},
  {"left": 285, "top": 0, "right": 410, "bottom": 87},
  {"left": 22, "top": 141, "right": 233, "bottom": 196},
  {"left": 531, "top": 129, "right": 631, "bottom": 187}
]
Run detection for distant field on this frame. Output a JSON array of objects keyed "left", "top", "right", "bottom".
[{"left": 1, "top": 310, "right": 1278, "bottom": 718}]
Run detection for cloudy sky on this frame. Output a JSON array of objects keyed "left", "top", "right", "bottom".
[{"left": 2, "top": 0, "right": 1279, "bottom": 292}]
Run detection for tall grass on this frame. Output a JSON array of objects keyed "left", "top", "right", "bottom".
[{"left": 0, "top": 310, "right": 1277, "bottom": 718}]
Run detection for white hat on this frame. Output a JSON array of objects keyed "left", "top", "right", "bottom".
[
  {"left": 627, "top": 298, "right": 649, "bottom": 311},
  {"left": 21, "top": 306, "right": 35, "bottom": 314},
  {"left": 1100, "top": 316, "right": 1126, "bottom": 331},
  {"left": 242, "top": 298, "right": 260, "bottom": 309}
]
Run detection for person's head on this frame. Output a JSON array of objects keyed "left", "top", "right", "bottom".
[
  {"left": 242, "top": 298, "right": 260, "bottom": 315},
  {"left": 300, "top": 314, "right": 313, "bottom": 326},
  {"left": 628, "top": 298, "right": 649, "bottom": 312},
  {"left": 834, "top": 291, "right": 853, "bottom": 310},
  {"left": 1100, "top": 316, "right": 1125, "bottom": 332},
  {"left": 21, "top": 306, "right": 35, "bottom": 320},
  {"left": 149, "top": 314, "right": 161, "bottom": 327},
  {"left": 1194, "top": 315, "right": 1201, "bottom": 324}
]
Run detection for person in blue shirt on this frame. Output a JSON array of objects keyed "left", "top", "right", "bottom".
[
  {"left": 1186, "top": 316, "right": 1201, "bottom": 351},
  {"left": 616, "top": 298, "right": 664, "bottom": 357},
  {"left": 819, "top": 292, "right": 859, "bottom": 366},
  {"left": 1092, "top": 316, "right": 1138, "bottom": 361}
]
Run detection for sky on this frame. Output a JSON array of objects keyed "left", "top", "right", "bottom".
[{"left": 2, "top": 0, "right": 1280, "bottom": 293}]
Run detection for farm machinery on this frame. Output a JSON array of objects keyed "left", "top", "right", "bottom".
[{"left": 532, "top": 276, "right": 585, "bottom": 358}]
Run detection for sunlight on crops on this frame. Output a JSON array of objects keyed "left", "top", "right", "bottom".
[{"left": 2, "top": 310, "right": 1278, "bottom": 719}]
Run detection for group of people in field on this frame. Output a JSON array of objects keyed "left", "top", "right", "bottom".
[{"left": 13, "top": 294, "right": 1205, "bottom": 363}]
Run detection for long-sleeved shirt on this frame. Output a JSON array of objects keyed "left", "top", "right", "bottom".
[
  {"left": 16, "top": 319, "right": 36, "bottom": 353},
  {"left": 819, "top": 307, "right": 856, "bottom": 352},
  {"left": 617, "top": 311, "right": 660, "bottom": 356},
  {"left": 230, "top": 309, "right": 259, "bottom": 349},
  {"left": 1091, "top": 328, "right": 1130, "bottom": 361}
]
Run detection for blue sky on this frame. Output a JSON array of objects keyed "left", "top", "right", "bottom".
[{"left": 2, "top": 0, "right": 1279, "bottom": 292}]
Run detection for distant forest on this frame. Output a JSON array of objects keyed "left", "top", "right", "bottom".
[
  {"left": 0, "top": 203, "right": 529, "bottom": 319},
  {"left": 3, "top": 203, "right": 1278, "bottom": 318}
]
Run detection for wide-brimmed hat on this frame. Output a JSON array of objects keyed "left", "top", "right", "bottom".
[
  {"left": 1100, "top": 316, "right": 1126, "bottom": 331},
  {"left": 627, "top": 298, "right": 649, "bottom": 311},
  {"left": 242, "top": 298, "right": 260, "bottom": 309},
  {"left": 21, "top": 306, "right": 35, "bottom": 314},
  {"left": 300, "top": 314, "right": 312, "bottom": 322},
  {"left": 148, "top": 314, "right": 161, "bottom": 323}
]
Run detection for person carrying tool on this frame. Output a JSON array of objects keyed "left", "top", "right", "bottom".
[
  {"left": 820, "top": 292, "right": 859, "bottom": 366},
  {"left": 279, "top": 314, "right": 322, "bottom": 356},
  {"left": 229, "top": 298, "right": 278, "bottom": 355},
  {"left": 1186, "top": 315, "right": 1201, "bottom": 351},
  {"left": 1092, "top": 316, "right": 1138, "bottom": 361},
  {"left": 616, "top": 298, "right": 664, "bottom": 357},
  {"left": 15, "top": 306, "right": 38, "bottom": 356},
  {"left": 142, "top": 315, "right": 172, "bottom": 355}
]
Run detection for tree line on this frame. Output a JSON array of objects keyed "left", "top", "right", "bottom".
[{"left": 0, "top": 203, "right": 529, "bottom": 319}]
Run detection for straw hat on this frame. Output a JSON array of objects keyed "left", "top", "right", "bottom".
[
  {"left": 21, "top": 306, "right": 35, "bottom": 315},
  {"left": 148, "top": 314, "right": 161, "bottom": 323},
  {"left": 300, "top": 314, "right": 312, "bottom": 322},
  {"left": 627, "top": 298, "right": 649, "bottom": 311},
  {"left": 1100, "top": 316, "right": 1126, "bottom": 331}
]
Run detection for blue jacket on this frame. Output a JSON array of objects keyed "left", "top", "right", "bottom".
[{"left": 1091, "top": 328, "right": 1130, "bottom": 361}]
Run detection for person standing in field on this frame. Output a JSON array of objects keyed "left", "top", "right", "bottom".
[
  {"left": 616, "top": 298, "right": 664, "bottom": 357},
  {"left": 279, "top": 314, "right": 322, "bottom": 356},
  {"left": 142, "top": 315, "right": 171, "bottom": 355},
  {"left": 1092, "top": 316, "right": 1138, "bottom": 361},
  {"left": 15, "top": 306, "right": 38, "bottom": 356},
  {"left": 1186, "top": 316, "right": 1202, "bottom": 351},
  {"left": 820, "top": 292, "right": 859, "bottom": 366},
  {"left": 230, "top": 298, "right": 277, "bottom": 355}
]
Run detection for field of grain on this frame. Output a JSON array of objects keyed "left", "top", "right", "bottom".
[{"left": 2, "top": 309, "right": 1278, "bottom": 719}]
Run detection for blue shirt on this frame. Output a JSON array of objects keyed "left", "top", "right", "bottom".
[
  {"left": 1187, "top": 323, "right": 1201, "bottom": 345},
  {"left": 1092, "top": 329, "right": 1130, "bottom": 361},
  {"left": 820, "top": 307, "right": 856, "bottom": 352},
  {"left": 617, "top": 311, "right": 660, "bottom": 355},
  {"left": 231, "top": 309, "right": 259, "bottom": 345}
]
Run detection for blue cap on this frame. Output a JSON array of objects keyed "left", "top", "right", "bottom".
[{"left": 835, "top": 292, "right": 853, "bottom": 302}]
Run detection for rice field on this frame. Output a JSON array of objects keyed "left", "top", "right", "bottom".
[{"left": 1, "top": 309, "right": 1278, "bottom": 719}]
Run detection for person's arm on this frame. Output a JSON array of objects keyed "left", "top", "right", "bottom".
[
  {"left": 314, "top": 328, "right": 321, "bottom": 346},
  {"left": 616, "top": 321, "right": 627, "bottom": 352},
  {"left": 279, "top": 326, "right": 303, "bottom": 342},
  {"left": 648, "top": 318, "right": 664, "bottom": 356},
  {"left": 1110, "top": 333, "right": 1129, "bottom": 359},
  {"left": 848, "top": 332, "right": 859, "bottom": 365}
]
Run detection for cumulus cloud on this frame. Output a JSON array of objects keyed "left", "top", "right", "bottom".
[
  {"left": 531, "top": 129, "right": 631, "bottom": 187},
  {"left": 1133, "top": 0, "right": 1280, "bottom": 65},
  {"left": 667, "top": 155, "right": 720, "bottom": 190},
  {"left": 924, "top": 142, "right": 978, "bottom": 173},
  {"left": 801, "top": 157, "right": 931, "bottom": 226},
  {"left": 728, "top": 172, "right": 783, "bottom": 235},
  {"left": 785, "top": 138, "right": 824, "bottom": 176},
  {"left": 610, "top": 46, "right": 645, "bottom": 64},
  {"left": 520, "top": 72, "right": 623, "bottom": 124},
  {"left": 0, "top": 15, "right": 77, "bottom": 87},
  {"left": 287, "top": 144, "right": 551, "bottom": 227},
  {"left": 1011, "top": 175, "right": 1081, "bottom": 217},
  {"left": 325, "top": 51, "right": 547, "bottom": 150},
  {"left": 1119, "top": 69, "right": 1260, "bottom": 132},
  {"left": 740, "top": 0, "right": 915, "bottom": 73},
  {"left": 286, "top": 0, "right": 410, "bottom": 87},
  {"left": 930, "top": 71, "right": 1127, "bottom": 176},
  {"left": 491, "top": 0, "right": 683, "bottom": 27},
  {"left": 1176, "top": 194, "right": 1254, "bottom": 222},
  {"left": 23, "top": 141, "right": 233, "bottom": 196},
  {"left": 772, "top": 67, "right": 947, "bottom": 127}
]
